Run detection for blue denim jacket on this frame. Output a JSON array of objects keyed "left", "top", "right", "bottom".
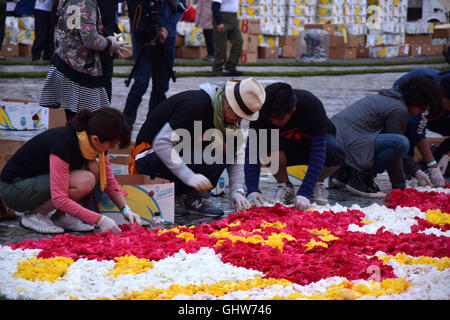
[{"left": 157, "top": 0, "right": 185, "bottom": 38}]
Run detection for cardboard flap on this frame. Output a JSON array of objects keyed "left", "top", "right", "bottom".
[
  {"left": 114, "top": 174, "right": 171, "bottom": 185},
  {"left": 0, "top": 139, "right": 26, "bottom": 171}
]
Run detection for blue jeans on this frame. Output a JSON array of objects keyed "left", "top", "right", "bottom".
[
  {"left": 373, "top": 134, "right": 409, "bottom": 174},
  {"left": 122, "top": 35, "right": 176, "bottom": 125}
]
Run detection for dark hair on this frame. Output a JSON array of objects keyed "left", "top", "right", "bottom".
[
  {"left": 440, "top": 76, "right": 450, "bottom": 100},
  {"left": 67, "top": 108, "right": 131, "bottom": 149},
  {"left": 399, "top": 75, "right": 443, "bottom": 119},
  {"left": 261, "top": 82, "right": 297, "bottom": 119}
]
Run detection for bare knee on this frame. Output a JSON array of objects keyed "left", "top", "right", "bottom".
[{"left": 69, "top": 170, "right": 96, "bottom": 200}]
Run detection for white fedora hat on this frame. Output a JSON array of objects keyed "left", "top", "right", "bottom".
[{"left": 225, "top": 78, "right": 266, "bottom": 121}]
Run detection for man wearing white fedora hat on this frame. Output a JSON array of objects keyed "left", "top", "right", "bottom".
[{"left": 131, "top": 77, "right": 266, "bottom": 216}]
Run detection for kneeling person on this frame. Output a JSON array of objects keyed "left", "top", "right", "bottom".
[
  {"left": 131, "top": 78, "right": 266, "bottom": 216},
  {"left": 244, "top": 82, "right": 343, "bottom": 210},
  {"left": 0, "top": 108, "right": 141, "bottom": 234}
]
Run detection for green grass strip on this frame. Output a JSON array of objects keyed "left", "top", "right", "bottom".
[{"left": 0, "top": 66, "right": 448, "bottom": 79}]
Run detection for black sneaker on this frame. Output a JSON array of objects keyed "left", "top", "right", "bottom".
[
  {"left": 345, "top": 171, "right": 386, "bottom": 198},
  {"left": 223, "top": 68, "right": 243, "bottom": 76},
  {"left": 174, "top": 197, "right": 188, "bottom": 216},
  {"left": 203, "top": 55, "right": 214, "bottom": 62},
  {"left": 330, "top": 167, "right": 353, "bottom": 189},
  {"left": 184, "top": 197, "right": 224, "bottom": 217}
]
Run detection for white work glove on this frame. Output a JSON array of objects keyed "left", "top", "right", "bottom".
[
  {"left": 247, "top": 192, "right": 265, "bottom": 207},
  {"left": 295, "top": 195, "right": 310, "bottom": 211},
  {"left": 429, "top": 167, "right": 445, "bottom": 187},
  {"left": 97, "top": 215, "right": 121, "bottom": 233},
  {"left": 230, "top": 189, "right": 251, "bottom": 211},
  {"left": 107, "top": 35, "right": 128, "bottom": 57},
  {"left": 275, "top": 182, "right": 295, "bottom": 204},
  {"left": 414, "top": 169, "right": 432, "bottom": 186},
  {"left": 438, "top": 154, "right": 449, "bottom": 175},
  {"left": 122, "top": 205, "right": 142, "bottom": 225},
  {"left": 185, "top": 173, "right": 213, "bottom": 191}
]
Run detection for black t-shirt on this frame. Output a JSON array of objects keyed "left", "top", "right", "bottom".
[
  {"left": 250, "top": 89, "right": 334, "bottom": 146},
  {"left": 136, "top": 90, "right": 215, "bottom": 147},
  {"left": 1, "top": 126, "right": 85, "bottom": 183}
]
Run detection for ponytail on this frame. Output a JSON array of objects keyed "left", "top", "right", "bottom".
[
  {"left": 67, "top": 109, "right": 92, "bottom": 132},
  {"left": 67, "top": 108, "right": 131, "bottom": 149}
]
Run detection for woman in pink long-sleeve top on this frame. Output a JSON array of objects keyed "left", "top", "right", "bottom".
[{"left": 0, "top": 108, "right": 141, "bottom": 234}]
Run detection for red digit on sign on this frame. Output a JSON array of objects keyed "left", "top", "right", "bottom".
[
  {"left": 240, "top": 19, "right": 248, "bottom": 34},
  {"left": 240, "top": 50, "right": 247, "bottom": 63}
]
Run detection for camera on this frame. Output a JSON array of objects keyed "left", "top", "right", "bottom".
[
  {"left": 132, "top": 0, "right": 185, "bottom": 46},
  {"left": 125, "top": 0, "right": 186, "bottom": 87}
]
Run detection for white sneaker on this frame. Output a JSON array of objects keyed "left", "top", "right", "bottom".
[
  {"left": 311, "top": 181, "right": 328, "bottom": 205},
  {"left": 274, "top": 182, "right": 295, "bottom": 204},
  {"left": 21, "top": 213, "right": 64, "bottom": 234},
  {"left": 52, "top": 213, "right": 95, "bottom": 232}
]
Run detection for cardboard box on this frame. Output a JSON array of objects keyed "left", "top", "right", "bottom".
[
  {"left": 432, "top": 27, "right": 450, "bottom": 39},
  {"left": 108, "top": 144, "right": 135, "bottom": 175},
  {"left": 176, "top": 35, "right": 185, "bottom": 47},
  {"left": 329, "top": 35, "right": 359, "bottom": 48},
  {"left": 346, "top": 35, "right": 361, "bottom": 48},
  {"left": 242, "top": 33, "right": 258, "bottom": 51},
  {"left": 329, "top": 35, "right": 344, "bottom": 47},
  {"left": 0, "top": 139, "right": 25, "bottom": 172},
  {"left": 422, "top": 44, "right": 432, "bottom": 56},
  {"left": 410, "top": 44, "right": 422, "bottom": 56},
  {"left": 369, "top": 46, "right": 399, "bottom": 59},
  {"left": 0, "top": 99, "right": 66, "bottom": 130},
  {"left": 286, "top": 165, "right": 308, "bottom": 186},
  {"left": 431, "top": 44, "right": 444, "bottom": 55},
  {"left": 329, "top": 47, "right": 357, "bottom": 59},
  {"left": 179, "top": 46, "right": 207, "bottom": 59},
  {"left": 239, "top": 18, "right": 261, "bottom": 35},
  {"left": 48, "top": 108, "right": 67, "bottom": 129},
  {"left": 305, "top": 24, "right": 335, "bottom": 35},
  {"left": 398, "top": 44, "right": 410, "bottom": 57},
  {"left": 258, "top": 46, "right": 278, "bottom": 59},
  {"left": 279, "top": 35, "right": 298, "bottom": 47},
  {"left": 240, "top": 49, "right": 258, "bottom": 63},
  {"left": 405, "top": 34, "right": 431, "bottom": 45},
  {"left": 1, "top": 43, "right": 19, "bottom": 57},
  {"left": 279, "top": 45, "right": 296, "bottom": 58},
  {"left": 0, "top": 100, "right": 48, "bottom": 130},
  {"left": 414, "top": 137, "right": 445, "bottom": 161},
  {"left": 357, "top": 47, "right": 369, "bottom": 58},
  {"left": 184, "top": 27, "right": 205, "bottom": 46},
  {"left": 18, "top": 43, "right": 32, "bottom": 57},
  {"left": 99, "top": 174, "right": 175, "bottom": 226}
]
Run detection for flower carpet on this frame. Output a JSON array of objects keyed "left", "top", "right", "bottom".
[{"left": 0, "top": 185, "right": 449, "bottom": 300}]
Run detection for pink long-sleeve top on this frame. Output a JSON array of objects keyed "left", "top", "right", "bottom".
[{"left": 49, "top": 153, "right": 123, "bottom": 225}]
